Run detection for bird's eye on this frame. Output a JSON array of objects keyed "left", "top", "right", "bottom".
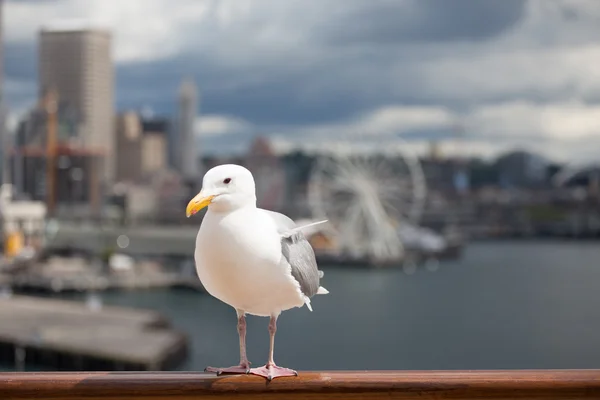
[{"left": 223, "top": 178, "right": 231, "bottom": 184}]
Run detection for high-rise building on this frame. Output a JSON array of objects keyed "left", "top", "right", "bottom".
[
  {"left": 38, "top": 23, "right": 115, "bottom": 184},
  {"left": 175, "top": 77, "right": 199, "bottom": 179},
  {"left": 115, "top": 112, "right": 142, "bottom": 183},
  {"left": 115, "top": 111, "right": 169, "bottom": 183},
  {"left": 246, "top": 136, "right": 286, "bottom": 213},
  {"left": 0, "top": 0, "right": 4, "bottom": 96},
  {"left": 0, "top": 0, "right": 7, "bottom": 185},
  {"left": 141, "top": 117, "right": 169, "bottom": 176}
]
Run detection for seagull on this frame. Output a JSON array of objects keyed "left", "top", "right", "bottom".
[{"left": 186, "top": 164, "right": 329, "bottom": 380}]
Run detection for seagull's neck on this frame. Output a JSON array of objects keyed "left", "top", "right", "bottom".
[{"left": 208, "top": 201, "right": 256, "bottom": 215}]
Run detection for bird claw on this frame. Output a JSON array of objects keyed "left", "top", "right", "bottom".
[
  {"left": 204, "top": 364, "right": 251, "bottom": 375},
  {"left": 249, "top": 364, "right": 298, "bottom": 381}
]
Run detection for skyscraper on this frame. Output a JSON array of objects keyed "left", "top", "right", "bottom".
[
  {"left": 176, "top": 77, "right": 199, "bottom": 179},
  {"left": 0, "top": 0, "right": 7, "bottom": 185},
  {"left": 38, "top": 22, "right": 115, "bottom": 184},
  {"left": 0, "top": 0, "right": 3, "bottom": 96},
  {"left": 115, "top": 111, "right": 170, "bottom": 183}
]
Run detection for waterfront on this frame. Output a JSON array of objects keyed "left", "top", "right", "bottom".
[
  {"left": 0, "top": 295, "right": 186, "bottom": 371},
  {"left": 3, "top": 240, "right": 600, "bottom": 372}
]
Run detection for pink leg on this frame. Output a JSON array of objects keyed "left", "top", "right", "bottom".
[
  {"left": 249, "top": 315, "right": 298, "bottom": 381},
  {"left": 205, "top": 311, "right": 251, "bottom": 375}
]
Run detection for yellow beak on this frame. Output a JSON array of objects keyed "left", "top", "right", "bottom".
[{"left": 186, "top": 192, "right": 215, "bottom": 217}]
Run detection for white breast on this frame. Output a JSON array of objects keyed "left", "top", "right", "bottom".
[{"left": 194, "top": 208, "right": 305, "bottom": 317}]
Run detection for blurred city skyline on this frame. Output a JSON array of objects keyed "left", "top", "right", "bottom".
[{"left": 3, "top": 0, "right": 600, "bottom": 162}]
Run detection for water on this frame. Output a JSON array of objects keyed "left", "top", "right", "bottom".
[{"left": 4, "top": 240, "right": 600, "bottom": 371}]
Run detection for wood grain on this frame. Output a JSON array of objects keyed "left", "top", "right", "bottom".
[{"left": 1, "top": 370, "right": 600, "bottom": 399}]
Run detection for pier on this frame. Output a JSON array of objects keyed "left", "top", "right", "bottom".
[
  {"left": 47, "top": 223, "right": 464, "bottom": 266},
  {"left": 1, "top": 255, "right": 205, "bottom": 294},
  {"left": 48, "top": 224, "right": 197, "bottom": 257},
  {"left": 1, "top": 370, "right": 600, "bottom": 399},
  {"left": 0, "top": 296, "right": 188, "bottom": 371}
]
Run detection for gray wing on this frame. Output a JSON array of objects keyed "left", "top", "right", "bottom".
[{"left": 260, "top": 209, "right": 321, "bottom": 298}]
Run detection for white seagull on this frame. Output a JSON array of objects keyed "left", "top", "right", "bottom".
[{"left": 186, "top": 164, "right": 329, "bottom": 380}]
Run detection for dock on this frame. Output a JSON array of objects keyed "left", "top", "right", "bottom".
[
  {"left": 47, "top": 223, "right": 465, "bottom": 268},
  {"left": 0, "top": 295, "right": 188, "bottom": 371},
  {"left": 8, "top": 270, "right": 202, "bottom": 293},
  {"left": 48, "top": 224, "right": 198, "bottom": 257},
  {"left": 3, "top": 256, "right": 205, "bottom": 294}
]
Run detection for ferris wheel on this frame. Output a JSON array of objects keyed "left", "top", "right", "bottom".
[{"left": 307, "top": 137, "right": 427, "bottom": 263}]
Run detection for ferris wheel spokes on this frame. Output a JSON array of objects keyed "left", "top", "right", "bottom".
[{"left": 307, "top": 139, "right": 427, "bottom": 263}]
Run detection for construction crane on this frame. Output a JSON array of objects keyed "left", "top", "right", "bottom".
[
  {"left": 16, "top": 88, "right": 105, "bottom": 216},
  {"left": 44, "top": 88, "right": 58, "bottom": 215}
]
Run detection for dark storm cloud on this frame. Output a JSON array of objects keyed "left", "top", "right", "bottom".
[
  {"left": 115, "top": 54, "right": 402, "bottom": 127},
  {"left": 4, "top": 41, "right": 37, "bottom": 82},
  {"left": 113, "top": 0, "right": 527, "bottom": 130},
  {"left": 4, "top": 0, "right": 528, "bottom": 123},
  {"left": 322, "top": 0, "right": 526, "bottom": 45},
  {"left": 3, "top": 0, "right": 526, "bottom": 128},
  {"left": 6, "top": 0, "right": 600, "bottom": 161},
  {"left": 200, "top": 132, "right": 257, "bottom": 156},
  {"left": 3, "top": 40, "right": 37, "bottom": 108}
]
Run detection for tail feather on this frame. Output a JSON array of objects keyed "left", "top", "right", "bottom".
[
  {"left": 305, "top": 297, "right": 313, "bottom": 311},
  {"left": 305, "top": 287, "right": 328, "bottom": 311},
  {"left": 281, "top": 220, "right": 328, "bottom": 239},
  {"left": 317, "top": 286, "right": 329, "bottom": 295}
]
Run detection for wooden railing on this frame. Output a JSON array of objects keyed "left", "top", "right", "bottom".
[{"left": 2, "top": 370, "right": 600, "bottom": 399}]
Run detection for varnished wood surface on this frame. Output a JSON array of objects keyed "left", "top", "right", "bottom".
[{"left": 2, "top": 370, "right": 600, "bottom": 399}]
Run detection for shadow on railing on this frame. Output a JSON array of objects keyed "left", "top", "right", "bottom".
[{"left": 1, "top": 370, "right": 600, "bottom": 399}]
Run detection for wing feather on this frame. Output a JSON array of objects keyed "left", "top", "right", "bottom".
[{"left": 260, "top": 209, "right": 327, "bottom": 298}]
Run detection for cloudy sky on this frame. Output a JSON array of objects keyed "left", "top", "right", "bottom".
[{"left": 3, "top": 0, "right": 600, "bottom": 162}]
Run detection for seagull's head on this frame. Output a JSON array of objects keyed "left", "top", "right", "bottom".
[{"left": 186, "top": 164, "right": 256, "bottom": 217}]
